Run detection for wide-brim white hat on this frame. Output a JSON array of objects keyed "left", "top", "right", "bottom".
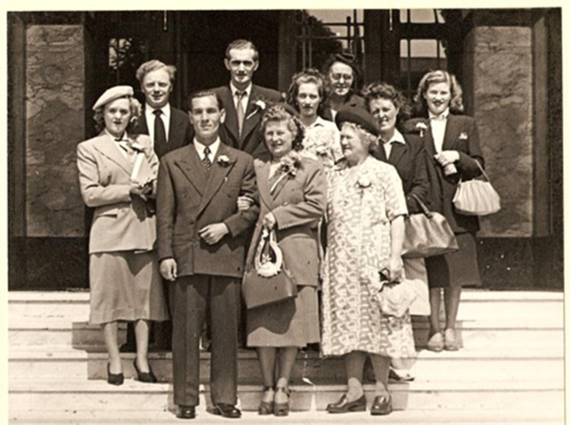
[{"left": 92, "top": 85, "right": 134, "bottom": 110}]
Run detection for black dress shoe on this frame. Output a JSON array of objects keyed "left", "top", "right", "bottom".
[
  {"left": 133, "top": 359, "right": 158, "bottom": 383},
  {"left": 211, "top": 403, "right": 241, "bottom": 418},
  {"left": 176, "top": 405, "right": 196, "bottom": 419},
  {"left": 370, "top": 394, "right": 392, "bottom": 416},
  {"left": 107, "top": 364, "right": 124, "bottom": 386},
  {"left": 326, "top": 394, "right": 366, "bottom": 413}
]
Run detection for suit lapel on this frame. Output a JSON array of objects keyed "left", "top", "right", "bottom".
[
  {"left": 442, "top": 115, "right": 460, "bottom": 151},
  {"left": 197, "top": 144, "right": 236, "bottom": 215},
  {"left": 241, "top": 85, "right": 263, "bottom": 144},
  {"left": 255, "top": 160, "right": 278, "bottom": 211},
  {"left": 424, "top": 120, "right": 437, "bottom": 157},
  {"left": 174, "top": 145, "right": 205, "bottom": 195},
  {"left": 388, "top": 142, "right": 407, "bottom": 166},
  {"left": 169, "top": 109, "right": 184, "bottom": 147},
  {"left": 136, "top": 111, "right": 150, "bottom": 135},
  {"left": 220, "top": 87, "right": 240, "bottom": 144},
  {"left": 92, "top": 132, "right": 132, "bottom": 176}
]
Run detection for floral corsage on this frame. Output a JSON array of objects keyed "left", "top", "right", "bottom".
[
  {"left": 357, "top": 174, "right": 372, "bottom": 189},
  {"left": 415, "top": 122, "right": 428, "bottom": 137},
  {"left": 217, "top": 154, "right": 231, "bottom": 167},
  {"left": 270, "top": 151, "right": 301, "bottom": 193},
  {"left": 245, "top": 98, "right": 267, "bottom": 120}
]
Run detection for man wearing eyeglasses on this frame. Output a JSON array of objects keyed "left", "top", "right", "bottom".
[{"left": 212, "top": 39, "right": 283, "bottom": 161}]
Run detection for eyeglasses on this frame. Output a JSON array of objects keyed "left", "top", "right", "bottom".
[{"left": 330, "top": 73, "right": 354, "bottom": 82}]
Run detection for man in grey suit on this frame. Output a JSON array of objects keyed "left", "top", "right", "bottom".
[
  {"left": 121, "top": 60, "right": 193, "bottom": 353},
  {"left": 157, "top": 90, "right": 259, "bottom": 420},
  {"left": 212, "top": 39, "right": 283, "bottom": 161}
]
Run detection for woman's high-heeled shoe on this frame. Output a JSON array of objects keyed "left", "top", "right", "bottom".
[
  {"left": 257, "top": 386, "right": 274, "bottom": 415},
  {"left": 133, "top": 359, "right": 158, "bottom": 383},
  {"left": 273, "top": 386, "right": 291, "bottom": 417},
  {"left": 107, "top": 363, "right": 124, "bottom": 386}
]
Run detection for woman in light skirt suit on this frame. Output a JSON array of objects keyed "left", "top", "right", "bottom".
[{"left": 77, "top": 85, "right": 168, "bottom": 385}]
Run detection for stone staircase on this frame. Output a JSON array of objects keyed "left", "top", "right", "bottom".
[{"left": 8, "top": 290, "right": 565, "bottom": 424}]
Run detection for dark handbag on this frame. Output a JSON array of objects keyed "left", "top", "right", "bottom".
[
  {"left": 242, "top": 228, "right": 298, "bottom": 309},
  {"left": 402, "top": 194, "right": 459, "bottom": 258},
  {"left": 452, "top": 160, "right": 501, "bottom": 216}
]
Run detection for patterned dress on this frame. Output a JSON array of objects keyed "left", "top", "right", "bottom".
[{"left": 321, "top": 156, "right": 416, "bottom": 362}]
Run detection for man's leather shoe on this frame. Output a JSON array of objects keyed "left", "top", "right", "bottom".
[
  {"left": 370, "top": 395, "right": 392, "bottom": 416},
  {"left": 326, "top": 394, "right": 366, "bottom": 413},
  {"left": 176, "top": 405, "right": 196, "bottom": 419},
  {"left": 211, "top": 403, "right": 241, "bottom": 418}
]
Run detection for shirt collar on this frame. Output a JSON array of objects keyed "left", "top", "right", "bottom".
[
  {"left": 306, "top": 116, "right": 328, "bottom": 129},
  {"left": 147, "top": 103, "right": 171, "bottom": 118},
  {"left": 381, "top": 129, "right": 406, "bottom": 145},
  {"left": 429, "top": 108, "right": 450, "bottom": 121},
  {"left": 230, "top": 82, "right": 252, "bottom": 98},
  {"left": 193, "top": 137, "right": 221, "bottom": 157},
  {"left": 105, "top": 129, "right": 128, "bottom": 141}
]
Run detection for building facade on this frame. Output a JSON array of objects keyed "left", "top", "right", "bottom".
[{"left": 7, "top": 9, "right": 562, "bottom": 290}]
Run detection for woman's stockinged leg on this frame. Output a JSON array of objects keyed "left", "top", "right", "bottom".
[
  {"left": 444, "top": 287, "right": 461, "bottom": 330},
  {"left": 428, "top": 288, "right": 442, "bottom": 334},
  {"left": 345, "top": 351, "right": 367, "bottom": 402},
  {"left": 275, "top": 347, "right": 297, "bottom": 403},
  {"left": 257, "top": 347, "right": 278, "bottom": 388},
  {"left": 102, "top": 321, "right": 122, "bottom": 373},
  {"left": 370, "top": 354, "right": 390, "bottom": 397},
  {"left": 134, "top": 319, "right": 150, "bottom": 372}
]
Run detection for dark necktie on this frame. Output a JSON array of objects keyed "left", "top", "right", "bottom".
[
  {"left": 202, "top": 146, "right": 212, "bottom": 171},
  {"left": 235, "top": 90, "right": 246, "bottom": 137},
  {"left": 153, "top": 109, "right": 167, "bottom": 154}
]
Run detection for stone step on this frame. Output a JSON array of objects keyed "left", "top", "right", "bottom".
[
  {"left": 9, "top": 346, "right": 564, "bottom": 384},
  {"left": 8, "top": 408, "right": 565, "bottom": 425},
  {"left": 9, "top": 317, "right": 563, "bottom": 352},
  {"left": 9, "top": 379, "right": 564, "bottom": 413}
]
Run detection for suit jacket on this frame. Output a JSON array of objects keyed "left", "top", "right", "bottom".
[
  {"left": 77, "top": 132, "right": 158, "bottom": 253},
  {"left": 371, "top": 132, "right": 429, "bottom": 214},
  {"left": 133, "top": 105, "right": 192, "bottom": 158},
  {"left": 405, "top": 115, "right": 484, "bottom": 233},
  {"left": 212, "top": 85, "right": 283, "bottom": 161},
  {"left": 156, "top": 142, "right": 259, "bottom": 278},
  {"left": 246, "top": 157, "right": 326, "bottom": 287},
  {"left": 320, "top": 93, "right": 365, "bottom": 122}
]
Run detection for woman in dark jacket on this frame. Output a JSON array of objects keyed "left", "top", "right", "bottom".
[
  {"left": 407, "top": 70, "right": 484, "bottom": 352},
  {"left": 320, "top": 53, "right": 365, "bottom": 122}
]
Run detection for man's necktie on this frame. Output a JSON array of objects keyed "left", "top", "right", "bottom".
[
  {"left": 154, "top": 109, "right": 167, "bottom": 154},
  {"left": 202, "top": 146, "right": 212, "bottom": 171},
  {"left": 236, "top": 90, "right": 246, "bottom": 137}
]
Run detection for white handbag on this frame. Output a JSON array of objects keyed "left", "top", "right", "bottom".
[{"left": 452, "top": 160, "right": 501, "bottom": 216}]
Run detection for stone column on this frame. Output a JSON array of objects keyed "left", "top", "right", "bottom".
[{"left": 25, "top": 24, "right": 87, "bottom": 237}]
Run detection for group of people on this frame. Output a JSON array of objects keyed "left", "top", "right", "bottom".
[{"left": 77, "top": 38, "right": 484, "bottom": 420}]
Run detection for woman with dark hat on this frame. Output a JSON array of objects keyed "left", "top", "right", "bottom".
[
  {"left": 320, "top": 53, "right": 366, "bottom": 121},
  {"left": 240, "top": 103, "right": 326, "bottom": 416},
  {"left": 77, "top": 85, "right": 169, "bottom": 385},
  {"left": 321, "top": 106, "right": 416, "bottom": 416}
]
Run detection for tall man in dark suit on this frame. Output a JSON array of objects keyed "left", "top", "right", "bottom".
[
  {"left": 212, "top": 39, "right": 283, "bottom": 161},
  {"left": 121, "top": 60, "right": 193, "bottom": 353},
  {"left": 157, "top": 91, "right": 259, "bottom": 420}
]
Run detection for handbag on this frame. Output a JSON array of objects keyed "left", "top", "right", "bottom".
[
  {"left": 402, "top": 194, "right": 459, "bottom": 258},
  {"left": 242, "top": 228, "right": 298, "bottom": 309},
  {"left": 372, "top": 274, "right": 426, "bottom": 318},
  {"left": 452, "top": 160, "right": 501, "bottom": 216}
]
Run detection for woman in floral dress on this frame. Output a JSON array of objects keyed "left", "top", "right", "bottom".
[{"left": 321, "top": 106, "right": 416, "bottom": 416}]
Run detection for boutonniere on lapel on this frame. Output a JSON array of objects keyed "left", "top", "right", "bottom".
[
  {"left": 245, "top": 98, "right": 267, "bottom": 120},
  {"left": 415, "top": 122, "right": 428, "bottom": 137},
  {"left": 459, "top": 132, "right": 469, "bottom": 140},
  {"left": 270, "top": 151, "right": 301, "bottom": 194},
  {"left": 217, "top": 154, "right": 231, "bottom": 167}
]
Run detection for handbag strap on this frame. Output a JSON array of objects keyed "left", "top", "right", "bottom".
[
  {"left": 458, "top": 159, "right": 490, "bottom": 184},
  {"left": 408, "top": 193, "right": 433, "bottom": 219}
]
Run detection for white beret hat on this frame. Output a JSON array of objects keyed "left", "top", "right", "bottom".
[{"left": 92, "top": 85, "right": 134, "bottom": 110}]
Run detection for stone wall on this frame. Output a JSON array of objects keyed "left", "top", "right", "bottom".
[{"left": 26, "top": 25, "right": 85, "bottom": 237}]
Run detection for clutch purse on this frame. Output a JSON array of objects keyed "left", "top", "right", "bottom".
[
  {"left": 452, "top": 160, "right": 501, "bottom": 216},
  {"left": 372, "top": 273, "right": 426, "bottom": 318},
  {"left": 242, "top": 228, "right": 298, "bottom": 309},
  {"left": 402, "top": 194, "right": 459, "bottom": 258}
]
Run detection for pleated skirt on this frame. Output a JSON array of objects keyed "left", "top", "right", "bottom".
[{"left": 89, "top": 251, "right": 169, "bottom": 325}]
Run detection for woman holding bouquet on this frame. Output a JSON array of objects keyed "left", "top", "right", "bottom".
[{"left": 77, "top": 85, "right": 168, "bottom": 385}]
